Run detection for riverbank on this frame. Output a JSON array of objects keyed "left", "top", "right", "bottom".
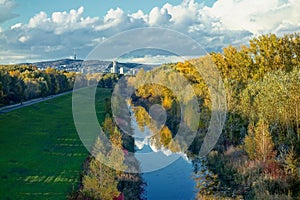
[{"left": 69, "top": 87, "right": 146, "bottom": 200}]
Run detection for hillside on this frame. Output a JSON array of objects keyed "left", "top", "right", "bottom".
[{"left": 19, "top": 59, "right": 158, "bottom": 73}]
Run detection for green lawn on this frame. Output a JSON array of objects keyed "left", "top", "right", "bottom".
[{"left": 0, "top": 88, "right": 111, "bottom": 199}]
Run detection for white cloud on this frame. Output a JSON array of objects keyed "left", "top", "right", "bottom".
[
  {"left": 203, "top": 0, "right": 300, "bottom": 34},
  {"left": 130, "top": 9, "right": 147, "bottom": 22},
  {"left": 10, "top": 22, "right": 21, "bottom": 29},
  {"left": 52, "top": 6, "right": 84, "bottom": 24},
  {"left": 95, "top": 7, "right": 128, "bottom": 31},
  {"left": 0, "top": 0, "right": 299, "bottom": 64},
  {"left": 162, "top": 0, "right": 201, "bottom": 27},
  {"left": 148, "top": 7, "right": 172, "bottom": 26},
  {"left": 26, "top": 7, "right": 99, "bottom": 34},
  {"left": 104, "top": 7, "right": 125, "bottom": 23},
  {"left": 18, "top": 35, "right": 30, "bottom": 43}
]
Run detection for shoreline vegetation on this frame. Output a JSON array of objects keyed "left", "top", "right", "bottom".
[
  {"left": 0, "top": 32, "right": 299, "bottom": 199},
  {"left": 69, "top": 86, "right": 146, "bottom": 200},
  {"left": 126, "top": 33, "right": 300, "bottom": 199}
]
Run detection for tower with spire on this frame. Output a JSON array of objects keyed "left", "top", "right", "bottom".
[{"left": 73, "top": 48, "right": 77, "bottom": 60}]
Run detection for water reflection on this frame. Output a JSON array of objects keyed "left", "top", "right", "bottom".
[
  {"left": 131, "top": 105, "right": 184, "bottom": 155},
  {"left": 129, "top": 105, "right": 199, "bottom": 199}
]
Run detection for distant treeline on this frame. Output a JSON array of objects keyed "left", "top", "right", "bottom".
[
  {"left": 0, "top": 65, "right": 75, "bottom": 106},
  {"left": 0, "top": 65, "right": 121, "bottom": 107}
]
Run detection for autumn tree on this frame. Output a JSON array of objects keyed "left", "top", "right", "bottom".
[
  {"left": 244, "top": 119, "right": 276, "bottom": 162},
  {"left": 82, "top": 157, "right": 120, "bottom": 200},
  {"left": 244, "top": 122, "right": 256, "bottom": 160}
]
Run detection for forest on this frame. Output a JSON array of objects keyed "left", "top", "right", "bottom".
[
  {"left": 0, "top": 65, "right": 75, "bottom": 106},
  {"left": 0, "top": 65, "right": 119, "bottom": 107},
  {"left": 128, "top": 33, "right": 300, "bottom": 199}
]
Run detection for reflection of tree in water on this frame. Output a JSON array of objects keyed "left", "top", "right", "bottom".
[
  {"left": 132, "top": 105, "right": 183, "bottom": 153},
  {"left": 192, "top": 157, "right": 219, "bottom": 199},
  {"left": 127, "top": 61, "right": 220, "bottom": 197},
  {"left": 127, "top": 62, "right": 213, "bottom": 155},
  {"left": 132, "top": 106, "right": 152, "bottom": 132},
  {"left": 132, "top": 106, "right": 219, "bottom": 198}
]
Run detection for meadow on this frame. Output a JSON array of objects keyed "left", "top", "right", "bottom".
[{"left": 0, "top": 88, "right": 111, "bottom": 199}]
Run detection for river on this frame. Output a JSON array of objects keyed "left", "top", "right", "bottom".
[{"left": 130, "top": 107, "right": 199, "bottom": 200}]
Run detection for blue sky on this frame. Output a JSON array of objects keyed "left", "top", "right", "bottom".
[{"left": 0, "top": 0, "right": 299, "bottom": 64}]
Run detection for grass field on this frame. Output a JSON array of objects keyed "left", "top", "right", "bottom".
[{"left": 0, "top": 88, "right": 111, "bottom": 199}]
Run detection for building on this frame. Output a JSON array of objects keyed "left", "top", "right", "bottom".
[
  {"left": 119, "top": 67, "right": 124, "bottom": 74},
  {"left": 111, "top": 60, "right": 117, "bottom": 73}
]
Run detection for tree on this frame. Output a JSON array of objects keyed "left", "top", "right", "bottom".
[
  {"left": 110, "top": 127, "right": 123, "bottom": 148},
  {"left": 8, "top": 71, "right": 25, "bottom": 103},
  {"left": 82, "top": 135, "right": 123, "bottom": 200},
  {"left": 103, "top": 117, "right": 115, "bottom": 137},
  {"left": 244, "top": 119, "right": 276, "bottom": 162},
  {"left": 255, "top": 120, "right": 277, "bottom": 162},
  {"left": 162, "top": 95, "right": 172, "bottom": 110},
  {"left": 82, "top": 158, "right": 120, "bottom": 200},
  {"left": 244, "top": 122, "right": 256, "bottom": 160},
  {"left": 284, "top": 147, "right": 299, "bottom": 178}
]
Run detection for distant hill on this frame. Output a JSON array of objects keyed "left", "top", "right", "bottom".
[{"left": 19, "top": 59, "right": 158, "bottom": 73}]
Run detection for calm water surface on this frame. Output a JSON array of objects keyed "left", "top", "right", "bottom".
[{"left": 130, "top": 108, "right": 198, "bottom": 200}]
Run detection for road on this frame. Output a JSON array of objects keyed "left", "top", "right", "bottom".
[{"left": 0, "top": 90, "right": 73, "bottom": 114}]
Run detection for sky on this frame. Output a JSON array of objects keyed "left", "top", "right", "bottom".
[{"left": 0, "top": 0, "right": 299, "bottom": 64}]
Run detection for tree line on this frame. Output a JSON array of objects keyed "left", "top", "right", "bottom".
[
  {"left": 129, "top": 33, "right": 300, "bottom": 199},
  {"left": 0, "top": 65, "right": 75, "bottom": 106},
  {"left": 0, "top": 65, "right": 121, "bottom": 107}
]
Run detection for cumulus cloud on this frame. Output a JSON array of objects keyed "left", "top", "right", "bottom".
[
  {"left": 95, "top": 7, "right": 127, "bottom": 31},
  {"left": 10, "top": 22, "right": 21, "bottom": 29},
  {"left": 148, "top": 7, "right": 172, "bottom": 26},
  {"left": 27, "top": 7, "right": 99, "bottom": 34},
  {"left": 0, "top": 0, "right": 299, "bottom": 63},
  {"left": 203, "top": 0, "right": 300, "bottom": 34},
  {"left": 130, "top": 9, "right": 147, "bottom": 22},
  {"left": 162, "top": 0, "right": 201, "bottom": 27}
]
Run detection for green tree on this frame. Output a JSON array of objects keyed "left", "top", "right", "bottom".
[
  {"left": 284, "top": 147, "right": 299, "bottom": 178},
  {"left": 244, "top": 119, "right": 276, "bottom": 162},
  {"left": 103, "top": 117, "right": 115, "bottom": 137},
  {"left": 82, "top": 158, "right": 120, "bottom": 200},
  {"left": 82, "top": 135, "right": 123, "bottom": 200},
  {"left": 244, "top": 122, "right": 256, "bottom": 160}
]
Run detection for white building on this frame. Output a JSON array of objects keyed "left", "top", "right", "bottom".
[
  {"left": 111, "top": 61, "right": 117, "bottom": 73},
  {"left": 119, "top": 67, "right": 124, "bottom": 74}
]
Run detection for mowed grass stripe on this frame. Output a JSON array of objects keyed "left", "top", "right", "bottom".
[{"left": 0, "top": 88, "right": 111, "bottom": 199}]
